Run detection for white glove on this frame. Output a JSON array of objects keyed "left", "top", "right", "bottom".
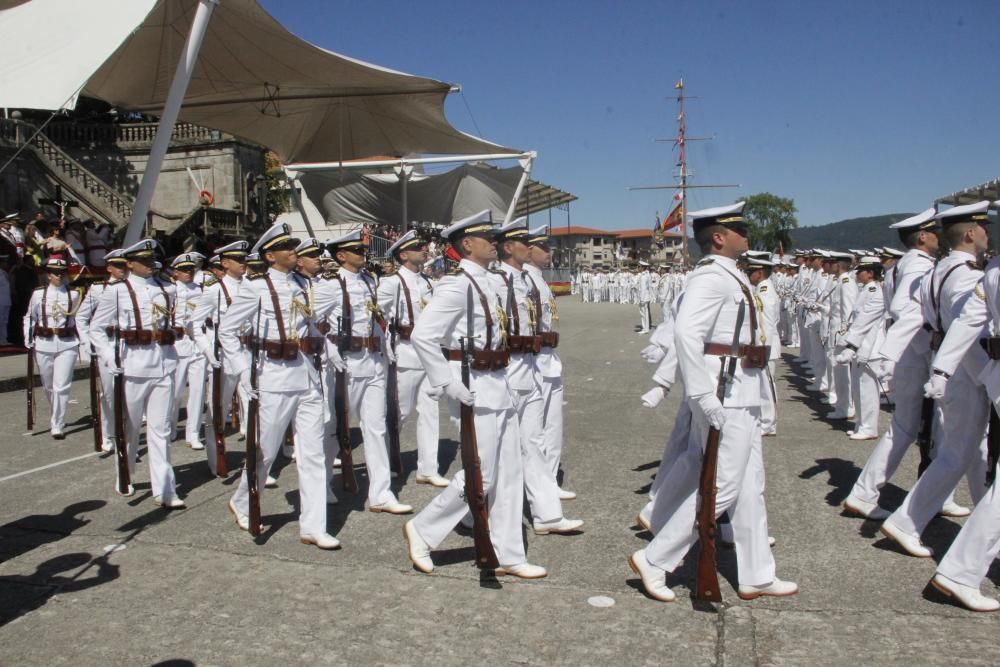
[
  {"left": 834, "top": 347, "right": 856, "bottom": 365},
  {"left": 444, "top": 380, "right": 476, "bottom": 406},
  {"left": 640, "top": 344, "right": 666, "bottom": 364},
  {"left": 108, "top": 363, "right": 124, "bottom": 376},
  {"left": 239, "top": 368, "right": 259, "bottom": 400},
  {"left": 695, "top": 394, "right": 727, "bottom": 430},
  {"left": 924, "top": 373, "right": 947, "bottom": 400},
  {"left": 206, "top": 353, "right": 222, "bottom": 369},
  {"left": 640, "top": 386, "right": 667, "bottom": 408},
  {"left": 425, "top": 384, "right": 445, "bottom": 400},
  {"left": 329, "top": 346, "right": 347, "bottom": 373}
]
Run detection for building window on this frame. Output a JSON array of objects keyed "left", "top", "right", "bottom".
[{"left": 592, "top": 237, "right": 602, "bottom": 246}]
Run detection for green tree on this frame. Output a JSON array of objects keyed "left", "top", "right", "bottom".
[{"left": 742, "top": 192, "right": 798, "bottom": 252}]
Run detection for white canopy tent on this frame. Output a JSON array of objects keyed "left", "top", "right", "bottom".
[{"left": 0, "top": 0, "right": 519, "bottom": 242}]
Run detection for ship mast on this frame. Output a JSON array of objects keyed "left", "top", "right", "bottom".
[{"left": 629, "top": 79, "right": 739, "bottom": 267}]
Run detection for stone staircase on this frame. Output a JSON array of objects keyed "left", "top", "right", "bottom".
[{"left": 0, "top": 118, "right": 134, "bottom": 226}]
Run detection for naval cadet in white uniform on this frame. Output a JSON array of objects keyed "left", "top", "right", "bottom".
[
  {"left": 629, "top": 202, "right": 797, "bottom": 602},
  {"left": 222, "top": 223, "right": 338, "bottom": 549},
  {"left": 376, "top": 230, "right": 448, "bottom": 487},
  {"left": 168, "top": 253, "right": 207, "bottom": 450},
  {"left": 24, "top": 258, "right": 82, "bottom": 439},
  {"left": 90, "top": 240, "right": 183, "bottom": 506},
  {"left": 404, "top": 210, "right": 546, "bottom": 579}
]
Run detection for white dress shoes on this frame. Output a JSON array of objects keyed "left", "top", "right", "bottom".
[
  {"left": 494, "top": 563, "right": 548, "bottom": 579},
  {"left": 628, "top": 549, "right": 675, "bottom": 602},
  {"left": 264, "top": 475, "right": 278, "bottom": 488},
  {"left": 737, "top": 578, "right": 799, "bottom": 600},
  {"left": 369, "top": 500, "right": 414, "bottom": 515},
  {"left": 228, "top": 499, "right": 250, "bottom": 532},
  {"left": 101, "top": 438, "right": 114, "bottom": 453},
  {"left": 635, "top": 508, "right": 652, "bottom": 532},
  {"left": 415, "top": 474, "right": 450, "bottom": 488},
  {"left": 930, "top": 574, "right": 1000, "bottom": 612},
  {"left": 153, "top": 495, "right": 186, "bottom": 509},
  {"left": 827, "top": 411, "right": 849, "bottom": 420},
  {"left": 558, "top": 488, "right": 577, "bottom": 501},
  {"left": 300, "top": 532, "right": 341, "bottom": 550},
  {"left": 939, "top": 500, "right": 971, "bottom": 518},
  {"left": 880, "top": 521, "right": 933, "bottom": 558},
  {"left": 188, "top": 441, "right": 205, "bottom": 451},
  {"left": 849, "top": 431, "right": 879, "bottom": 441},
  {"left": 533, "top": 517, "right": 584, "bottom": 535},
  {"left": 404, "top": 520, "right": 433, "bottom": 573},
  {"left": 842, "top": 496, "right": 890, "bottom": 520}
]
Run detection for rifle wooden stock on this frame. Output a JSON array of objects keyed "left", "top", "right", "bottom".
[
  {"left": 211, "top": 365, "right": 228, "bottom": 477},
  {"left": 89, "top": 353, "right": 102, "bottom": 451},
  {"left": 246, "top": 314, "right": 262, "bottom": 537},
  {"left": 916, "top": 396, "right": 934, "bottom": 478},
  {"left": 386, "top": 360, "right": 403, "bottom": 476},
  {"left": 695, "top": 424, "right": 723, "bottom": 602},
  {"left": 335, "top": 369, "right": 357, "bottom": 493},
  {"left": 230, "top": 394, "right": 240, "bottom": 429},
  {"left": 112, "top": 370, "right": 130, "bottom": 495},
  {"left": 987, "top": 404, "right": 1000, "bottom": 488},
  {"left": 26, "top": 348, "right": 35, "bottom": 430}
]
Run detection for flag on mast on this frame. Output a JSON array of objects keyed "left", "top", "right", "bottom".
[{"left": 659, "top": 201, "right": 684, "bottom": 232}]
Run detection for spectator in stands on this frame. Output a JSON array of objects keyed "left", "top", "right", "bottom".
[
  {"left": 381, "top": 259, "right": 395, "bottom": 276},
  {"left": 42, "top": 226, "right": 81, "bottom": 265},
  {"left": 84, "top": 219, "right": 108, "bottom": 268}
]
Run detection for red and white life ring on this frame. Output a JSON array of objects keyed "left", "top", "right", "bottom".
[{"left": 199, "top": 190, "right": 214, "bottom": 207}]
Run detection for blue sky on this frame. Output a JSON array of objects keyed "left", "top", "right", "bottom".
[{"left": 263, "top": 0, "right": 1000, "bottom": 230}]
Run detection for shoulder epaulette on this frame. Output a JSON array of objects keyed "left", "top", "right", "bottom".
[
  {"left": 204, "top": 277, "right": 219, "bottom": 287},
  {"left": 447, "top": 267, "right": 462, "bottom": 276},
  {"left": 842, "top": 276, "right": 850, "bottom": 283},
  {"left": 696, "top": 257, "right": 715, "bottom": 267},
  {"left": 248, "top": 273, "right": 265, "bottom": 281},
  {"left": 758, "top": 285, "right": 768, "bottom": 292},
  {"left": 967, "top": 260, "right": 983, "bottom": 271},
  {"left": 867, "top": 284, "right": 877, "bottom": 292},
  {"left": 33, "top": 285, "right": 43, "bottom": 291}
]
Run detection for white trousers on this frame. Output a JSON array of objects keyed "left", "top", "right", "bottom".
[
  {"left": 760, "top": 361, "right": 778, "bottom": 434},
  {"left": 34, "top": 347, "right": 77, "bottom": 432},
  {"left": 540, "top": 376, "right": 565, "bottom": 479},
  {"left": 513, "top": 385, "right": 562, "bottom": 523},
  {"left": 644, "top": 398, "right": 694, "bottom": 531},
  {"left": 231, "top": 388, "right": 328, "bottom": 535},
  {"left": 204, "top": 370, "right": 248, "bottom": 476},
  {"left": 937, "top": 463, "right": 1000, "bottom": 588},
  {"left": 397, "top": 368, "right": 441, "bottom": 477},
  {"left": 171, "top": 354, "right": 206, "bottom": 444},
  {"left": 644, "top": 405, "right": 776, "bottom": 587},
  {"left": 411, "top": 406, "right": 526, "bottom": 566},
  {"left": 850, "top": 361, "right": 880, "bottom": 437},
  {"left": 850, "top": 355, "right": 928, "bottom": 504},
  {"left": 122, "top": 375, "right": 176, "bottom": 499},
  {"left": 833, "top": 360, "right": 853, "bottom": 416},
  {"left": 347, "top": 374, "right": 397, "bottom": 507},
  {"left": 886, "top": 375, "right": 989, "bottom": 537},
  {"left": 98, "top": 357, "right": 115, "bottom": 442},
  {"left": 639, "top": 301, "right": 651, "bottom": 331}
]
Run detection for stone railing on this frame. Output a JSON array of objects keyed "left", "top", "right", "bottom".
[{"left": 41, "top": 121, "right": 226, "bottom": 149}]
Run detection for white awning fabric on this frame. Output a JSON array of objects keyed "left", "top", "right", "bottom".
[{"left": 0, "top": 0, "right": 517, "bottom": 162}]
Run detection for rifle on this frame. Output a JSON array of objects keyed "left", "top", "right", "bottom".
[
  {"left": 987, "top": 404, "right": 1000, "bottom": 488},
  {"left": 89, "top": 345, "right": 102, "bottom": 451},
  {"left": 26, "top": 328, "right": 35, "bottom": 431},
  {"left": 460, "top": 285, "right": 500, "bottom": 570},
  {"left": 695, "top": 299, "right": 744, "bottom": 602},
  {"left": 916, "top": 396, "right": 934, "bottom": 478},
  {"left": 211, "top": 292, "right": 228, "bottom": 477},
  {"left": 112, "top": 302, "right": 131, "bottom": 495},
  {"left": 334, "top": 314, "right": 357, "bottom": 493},
  {"left": 246, "top": 305, "right": 262, "bottom": 536},
  {"left": 385, "top": 284, "right": 403, "bottom": 476}
]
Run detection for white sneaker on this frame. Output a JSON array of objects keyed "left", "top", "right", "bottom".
[
  {"left": 264, "top": 475, "right": 278, "bottom": 488},
  {"left": 738, "top": 578, "right": 799, "bottom": 600},
  {"left": 533, "top": 517, "right": 584, "bottom": 535},
  {"left": 628, "top": 550, "right": 675, "bottom": 602},
  {"left": 153, "top": 495, "right": 186, "bottom": 509},
  {"left": 931, "top": 574, "right": 1000, "bottom": 612},
  {"left": 300, "top": 532, "right": 341, "bottom": 550},
  {"left": 558, "top": 488, "right": 577, "bottom": 501},
  {"left": 369, "top": 500, "right": 414, "bottom": 515},
  {"left": 404, "top": 520, "right": 433, "bottom": 573},
  {"left": 843, "top": 496, "right": 890, "bottom": 520},
  {"left": 880, "top": 521, "right": 933, "bottom": 558},
  {"left": 415, "top": 474, "right": 450, "bottom": 488},
  {"left": 495, "top": 562, "right": 548, "bottom": 579},
  {"left": 939, "top": 500, "right": 971, "bottom": 518}
]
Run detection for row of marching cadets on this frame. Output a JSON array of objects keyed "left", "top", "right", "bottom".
[
  {"left": 780, "top": 201, "right": 1000, "bottom": 612},
  {"left": 25, "top": 213, "right": 581, "bottom": 577}
]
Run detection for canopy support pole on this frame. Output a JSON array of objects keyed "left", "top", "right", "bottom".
[
  {"left": 123, "top": 0, "right": 219, "bottom": 246},
  {"left": 284, "top": 170, "right": 317, "bottom": 238},
  {"left": 395, "top": 164, "right": 413, "bottom": 232},
  {"left": 502, "top": 152, "right": 536, "bottom": 225}
]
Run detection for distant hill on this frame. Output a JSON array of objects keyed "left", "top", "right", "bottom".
[{"left": 790, "top": 213, "right": 913, "bottom": 252}]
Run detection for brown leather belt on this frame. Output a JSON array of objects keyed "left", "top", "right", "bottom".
[
  {"left": 238, "top": 334, "right": 253, "bottom": 347},
  {"left": 171, "top": 326, "right": 186, "bottom": 340},
  {"left": 326, "top": 334, "right": 380, "bottom": 353},
  {"left": 398, "top": 323, "right": 414, "bottom": 341},
  {"left": 540, "top": 331, "right": 560, "bottom": 349},
  {"left": 442, "top": 347, "right": 510, "bottom": 371},
  {"left": 704, "top": 342, "right": 771, "bottom": 369},
  {"left": 33, "top": 325, "right": 77, "bottom": 340},
  {"left": 981, "top": 337, "right": 1000, "bottom": 360},
  {"left": 508, "top": 335, "right": 542, "bottom": 355},
  {"left": 263, "top": 339, "right": 299, "bottom": 360},
  {"left": 298, "top": 337, "right": 324, "bottom": 355},
  {"left": 119, "top": 329, "right": 175, "bottom": 346}
]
